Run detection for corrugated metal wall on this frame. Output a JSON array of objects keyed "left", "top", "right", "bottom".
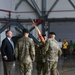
[{"left": 50, "top": 22, "right": 75, "bottom": 42}]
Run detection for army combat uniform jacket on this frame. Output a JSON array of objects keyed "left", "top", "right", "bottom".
[
  {"left": 43, "top": 38, "right": 62, "bottom": 75},
  {"left": 44, "top": 38, "right": 62, "bottom": 62},
  {"left": 15, "top": 36, "right": 35, "bottom": 62},
  {"left": 14, "top": 36, "right": 35, "bottom": 75}
]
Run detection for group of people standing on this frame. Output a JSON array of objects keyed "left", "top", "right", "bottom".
[
  {"left": 59, "top": 38, "right": 74, "bottom": 59},
  {"left": 1, "top": 29, "right": 62, "bottom": 75}
]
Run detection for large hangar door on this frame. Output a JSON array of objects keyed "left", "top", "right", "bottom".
[{"left": 50, "top": 22, "right": 75, "bottom": 42}]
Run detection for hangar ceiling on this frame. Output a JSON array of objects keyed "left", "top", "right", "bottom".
[
  {"left": 14, "top": 0, "right": 75, "bottom": 19},
  {"left": 0, "top": 0, "right": 75, "bottom": 42},
  {"left": 0, "top": 0, "right": 75, "bottom": 20},
  {"left": 0, "top": 0, "right": 75, "bottom": 19}
]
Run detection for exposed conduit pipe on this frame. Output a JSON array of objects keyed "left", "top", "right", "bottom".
[
  {"left": 0, "top": 9, "right": 75, "bottom": 16},
  {"left": 11, "top": 10, "right": 75, "bottom": 13}
]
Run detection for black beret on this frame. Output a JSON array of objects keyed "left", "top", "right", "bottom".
[
  {"left": 42, "top": 34, "right": 46, "bottom": 37},
  {"left": 23, "top": 29, "right": 29, "bottom": 33},
  {"left": 49, "top": 32, "right": 56, "bottom": 35}
]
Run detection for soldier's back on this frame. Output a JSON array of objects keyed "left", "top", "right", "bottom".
[
  {"left": 46, "top": 38, "right": 61, "bottom": 61},
  {"left": 17, "top": 36, "right": 32, "bottom": 62}
]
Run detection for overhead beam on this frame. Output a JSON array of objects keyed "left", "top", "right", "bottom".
[
  {"left": 0, "top": 22, "right": 10, "bottom": 33},
  {"left": 46, "top": 0, "right": 59, "bottom": 17},
  {"left": 31, "top": 0, "right": 42, "bottom": 17},
  {"left": 15, "top": 0, "right": 24, "bottom": 10},
  {"left": 0, "top": 21, "right": 39, "bottom": 43},
  {"left": 16, "top": 22, "right": 25, "bottom": 30},
  {"left": 1, "top": 18, "right": 75, "bottom": 23},
  {"left": 24, "top": 0, "right": 40, "bottom": 17},
  {"left": 0, "top": 22, "right": 17, "bottom": 33},
  {"left": 0, "top": 18, "right": 32, "bottom": 22},
  {"left": 15, "top": 27, "right": 22, "bottom": 33},
  {"left": 68, "top": 0, "right": 75, "bottom": 9},
  {"left": 48, "top": 18, "right": 75, "bottom": 22},
  {"left": 16, "top": 22, "right": 39, "bottom": 43},
  {"left": 15, "top": 0, "right": 41, "bottom": 17}
]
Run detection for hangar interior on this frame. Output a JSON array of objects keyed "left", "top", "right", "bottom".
[{"left": 0, "top": 0, "right": 75, "bottom": 75}]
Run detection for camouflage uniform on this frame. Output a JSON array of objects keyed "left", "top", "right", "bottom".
[
  {"left": 14, "top": 36, "right": 35, "bottom": 75},
  {"left": 43, "top": 38, "right": 62, "bottom": 75},
  {"left": 35, "top": 42, "right": 45, "bottom": 75}
]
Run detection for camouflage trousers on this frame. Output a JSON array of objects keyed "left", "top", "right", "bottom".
[
  {"left": 43, "top": 61, "right": 60, "bottom": 75},
  {"left": 36, "top": 62, "right": 45, "bottom": 75},
  {"left": 19, "top": 62, "right": 32, "bottom": 75}
]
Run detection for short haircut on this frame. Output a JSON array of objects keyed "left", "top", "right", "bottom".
[{"left": 5, "top": 30, "right": 11, "bottom": 34}]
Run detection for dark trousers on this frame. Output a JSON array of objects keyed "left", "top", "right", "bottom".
[
  {"left": 63, "top": 49, "right": 67, "bottom": 57},
  {"left": 36, "top": 62, "right": 45, "bottom": 75}
]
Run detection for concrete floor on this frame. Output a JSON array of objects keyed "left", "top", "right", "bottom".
[
  {"left": 0, "top": 55, "right": 75, "bottom": 75},
  {"left": 58, "top": 55, "right": 75, "bottom": 75}
]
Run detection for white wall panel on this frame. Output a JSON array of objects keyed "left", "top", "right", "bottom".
[
  {"left": 52, "top": 0, "right": 74, "bottom": 10},
  {"left": 10, "top": 0, "right": 37, "bottom": 18},
  {"left": 47, "top": 0, "right": 56, "bottom": 11},
  {"left": 28, "top": 0, "right": 42, "bottom": 10},
  {"left": 11, "top": 0, "right": 75, "bottom": 18},
  {"left": 0, "top": 0, "right": 12, "bottom": 10},
  {"left": 48, "top": 0, "right": 75, "bottom": 18},
  {"left": 0, "top": 0, "right": 12, "bottom": 17}
]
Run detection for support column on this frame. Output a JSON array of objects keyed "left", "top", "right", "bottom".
[
  {"left": 48, "top": 22, "right": 50, "bottom": 38},
  {"left": 8, "top": 11, "right": 11, "bottom": 30},
  {"left": 42, "top": 0, "right": 46, "bottom": 34}
]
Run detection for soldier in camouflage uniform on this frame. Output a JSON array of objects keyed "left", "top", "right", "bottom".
[
  {"left": 36, "top": 34, "right": 46, "bottom": 75},
  {"left": 43, "top": 32, "right": 62, "bottom": 75},
  {"left": 14, "top": 29, "right": 35, "bottom": 75}
]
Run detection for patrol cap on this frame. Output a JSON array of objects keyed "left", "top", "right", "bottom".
[
  {"left": 49, "top": 32, "right": 56, "bottom": 35},
  {"left": 42, "top": 34, "right": 46, "bottom": 37},
  {"left": 22, "top": 29, "right": 29, "bottom": 33}
]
